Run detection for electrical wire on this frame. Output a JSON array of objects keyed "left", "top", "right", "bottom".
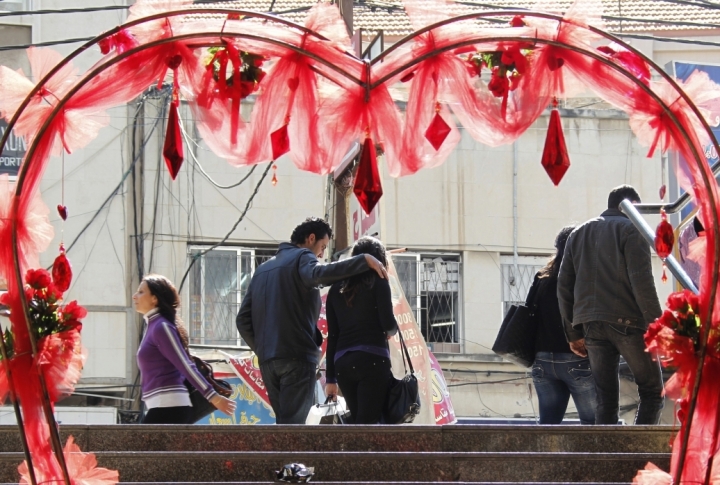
[
  {"left": 0, "top": 37, "right": 95, "bottom": 52},
  {"left": 179, "top": 118, "right": 259, "bottom": 189},
  {"left": 1, "top": 0, "right": 720, "bottom": 52},
  {"left": 177, "top": 161, "right": 275, "bottom": 293},
  {"left": 0, "top": 5, "right": 128, "bottom": 18},
  {"left": 64, "top": 88, "right": 171, "bottom": 257}
]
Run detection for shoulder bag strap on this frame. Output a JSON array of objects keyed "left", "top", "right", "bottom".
[{"left": 397, "top": 330, "right": 416, "bottom": 375}]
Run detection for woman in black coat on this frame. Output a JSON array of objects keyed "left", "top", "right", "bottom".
[
  {"left": 530, "top": 225, "right": 597, "bottom": 424},
  {"left": 324, "top": 236, "right": 398, "bottom": 424}
]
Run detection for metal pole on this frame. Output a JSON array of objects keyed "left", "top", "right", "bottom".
[
  {"left": 620, "top": 199, "right": 699, "bottom": 294},
  {"left": 512, "top": 141, "right": 519, "bottom": 285}
]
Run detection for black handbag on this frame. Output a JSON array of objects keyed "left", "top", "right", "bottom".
[
  {"left": 383, "top": 331, "right": 421, "bottom": 424},
  {"left": 184, "top": 355, "right": 233, "bottom": 423},
  {"left": 492, "top": 276, "right": 546, "bottom": 368}
]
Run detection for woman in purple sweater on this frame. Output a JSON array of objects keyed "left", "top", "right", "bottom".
[{"left": 134, "top": 274, "right": 236, "bottom": 424}]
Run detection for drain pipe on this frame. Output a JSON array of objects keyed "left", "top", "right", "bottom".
[
  {"left": 512, "top": 141, "right": 519, "bottom": 284},
  {"left": 619, "top": 200, "right": 699, "bottom": 294}
]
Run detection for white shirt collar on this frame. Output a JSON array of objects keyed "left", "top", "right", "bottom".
[{"left": 143, "top": 307, "right": 159, "bottom": 323}]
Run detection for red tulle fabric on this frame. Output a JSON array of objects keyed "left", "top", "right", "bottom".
[
  {"left": 37, "top": 329, "right": 87, "bottom": 403},
  {"left": 19, "top": 436, "right": 119, "bottom": 485}
]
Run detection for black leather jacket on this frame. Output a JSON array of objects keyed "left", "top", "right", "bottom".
[
  {"left": 236, "top": 243, "right": 369, "bottom": 365},
  {"left": 557, "top": 209, "right": 662, "bottom": 341}
]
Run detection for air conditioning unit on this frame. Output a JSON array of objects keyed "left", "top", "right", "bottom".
[{"left": 0, "top": 0, "right": 24, "bottom": 12}]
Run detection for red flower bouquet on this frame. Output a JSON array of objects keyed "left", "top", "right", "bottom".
[
  {"left": 645, "top": 289, "right": 701, "bottom": 367},
  {"left": 466, "top": 43, "right": 533, "bottom": 119},
  {"left": 0, "top": 267, "right": 87, "bottom": 403}
]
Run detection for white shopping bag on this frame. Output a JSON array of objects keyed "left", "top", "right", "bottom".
[{"left": 305, "top": 396, "right": 350, "bottom": 424}]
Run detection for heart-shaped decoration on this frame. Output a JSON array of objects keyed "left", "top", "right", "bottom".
[
  {"left": 287, "top": 77, "right": 299, "bottom": 91},
  {"left": 57, "top": 205, "right": 68, "bottom": 221}
]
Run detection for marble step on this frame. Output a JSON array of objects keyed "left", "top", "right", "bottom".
[
  {"left": 0, "top": 451, "right": 670, "bottom": 483},
  {"left": 0, "top": 425, "right": 673, "bottom": 454},
  {"left": 115, "top": 482, "right": 632, "bottom": 485}
]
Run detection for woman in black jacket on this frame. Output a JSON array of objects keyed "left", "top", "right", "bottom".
[
  {"left": 324, "top": 236, "right": 398, "bottom": 424},
  {"left": 531, "top": 225, "right": 597, "bottom": 424}
]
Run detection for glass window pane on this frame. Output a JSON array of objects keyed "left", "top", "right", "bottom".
[
  {"left": 392, "top": 255, "right": 418, "bottom": 313},
  {"left": 202, "top": 250, "right": 239, "bottom": 346}
]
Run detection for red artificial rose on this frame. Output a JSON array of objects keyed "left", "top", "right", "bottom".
[
  {"left": 657, "top": 309, "right": 679, "bottom": 328},
  {"left": 52, "top": 251, "right": 73, "bottom": 293},
  {"left": 24, "top": 286, "right": 35, "bottom": 303},
  {"left": 500, "top": 46, "right": 528, "bottom": 75},
  {"left": 60, "top": 300, "right": 88, "bottom": 322},
  {"left": 488, "top": 68, "right": 509, "bottom": 98},
  {"left": 25, "top": 268, "right": 52, "bottom": 290},
  {"left": 667, "top": 290, "right": 699, "bottom": 315},
  {"left": 645, "top": 324, "right": 694, "bottom": 365},
  {"left": 63, "top": 320, "right": 83, "bottom": 332},
  {"left": 466, "top": 60, "right": 481, "bottom": 78},
  {"left": 43, "top": 283, "right": 63, "bottom": 305},
  {"left": 644, "top": 320, "right": 666, "bottom": 351}
]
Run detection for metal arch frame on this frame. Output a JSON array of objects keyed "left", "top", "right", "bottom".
[{"left": 1, "top": 8, "right": 719, "bottom": 485}]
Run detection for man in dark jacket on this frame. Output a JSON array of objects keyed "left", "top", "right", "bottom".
[
  {"left": 236, "top": 217, "right": 387, "bottom": 424},
  {"left": 558, "top": 185, "right": 664, "bottom": 425}
]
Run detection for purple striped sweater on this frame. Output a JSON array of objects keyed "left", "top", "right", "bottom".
[{"left": 137, "top": 312, "right": 218, "bottom": 408}]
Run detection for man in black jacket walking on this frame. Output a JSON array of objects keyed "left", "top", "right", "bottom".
[
  {"left": 236, "top": 217, "right": 387, "bottom": 424},
  {"left": 558, "top": 185, "right": 664, "bottom": 425}
]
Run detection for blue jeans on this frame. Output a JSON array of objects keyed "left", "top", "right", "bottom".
[
  {"left": 532, "top": 352, "right": 597, "bottom": 424},
  {"left": 583, "top": 322, "right": 664, "bottom": 425},
  {"left": 260, "top": 359, "right": 317, "bottom": 424}
]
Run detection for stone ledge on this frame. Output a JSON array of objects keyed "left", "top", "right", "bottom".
[{"left": 0, "top": 451, "right": 671, "bottom": 483}]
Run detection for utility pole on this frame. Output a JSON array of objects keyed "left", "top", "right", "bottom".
[{"left": 338, "top": 0, "right": 353, "bottom": 37}]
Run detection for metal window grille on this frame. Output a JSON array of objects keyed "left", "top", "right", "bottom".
[
  {"left": 500, "top": 255, "right": 548, "bottom": 316},
  {"left": 188, "top": 247, "right": 274, "bottom": 347},
  {"left": 391, "top": 253, "right": 462, "bottom": 353}
]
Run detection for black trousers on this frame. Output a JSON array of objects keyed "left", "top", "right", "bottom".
[
  {"left": 336, "top": 351, "right": 393, "bottom": 424},
  {"left": 142, "top": 406, "right": 193, "bottom": 424}
]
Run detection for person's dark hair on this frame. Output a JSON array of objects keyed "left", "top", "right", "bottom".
[
  {"left": 340, "top": 236, "right": 387, "bottom": 307},
  {"left": 538, "top": 225, "right": 576, "bottom": 279},
  {"left": 290, "top": 217, "right": 333, "bottom": 245},
  {"left": 607, "top": 185, "right": 641, "bottom": 210},
  {"left": 142, "top": 274, "right": 189, "bottom": 350}
]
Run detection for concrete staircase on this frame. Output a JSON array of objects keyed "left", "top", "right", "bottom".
[{"left": 0, "top": 425, "right": 672, "bottom": 484}]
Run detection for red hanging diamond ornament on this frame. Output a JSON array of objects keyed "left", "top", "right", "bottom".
[
  {"left": 163, "top": 100, "right": 184, "bottom": 180},
  {"left": 270, "top": 124, "right": 290, "bottom": 160},
  {"left": 353, "top": 137, "right": 383, "bottom": 214},
  {"left": 425, "top": 107, "right": 451, "bottom": 151},
  {"left": 654, "top": 209, "right": 675, "bottom": 259},
  {"left": 541, "top": 107, "right": 571, "bottom": 186}
]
